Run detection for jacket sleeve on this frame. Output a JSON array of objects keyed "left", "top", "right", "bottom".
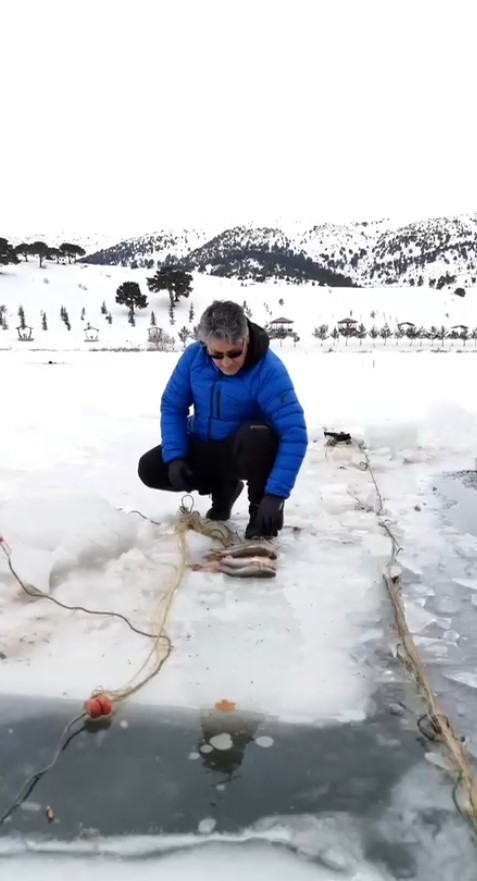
[
  {"left": 256, "top": 355, "right": 308, "bottom": 498},
  {"left": 160, "top": 348, "right": 194, "bottom": 463}
]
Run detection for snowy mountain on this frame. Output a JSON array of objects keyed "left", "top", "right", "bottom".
[
  {"left": 78, "top": 214, "right": 477, "bottom": 290},
  {"left": 84, "top": 228, "right": 215, "bottom": 269},
  {"left": 182, "top": 226, "right": 358, "bottom": 286},
  {"left": 369, "top": 215, "right": 477, "bottom": 289}
]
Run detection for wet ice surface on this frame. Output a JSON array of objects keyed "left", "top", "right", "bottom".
[
  {"left": 401, "top": 471, "right": 477, "bottom": 759},
  {"left": 0, "top": 685, "right": 476, "bottom": 881}
]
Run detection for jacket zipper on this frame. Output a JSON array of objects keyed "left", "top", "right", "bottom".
[
  {"left": 216, "top": 387, "right": 222, "bottom": 419},
  {"left": 208, "top": 378, "right": 218, "bottom": 440}
]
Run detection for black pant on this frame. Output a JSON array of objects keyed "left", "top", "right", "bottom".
[{"left": 138, "top": 422, "right": 278, "bottom": 505}]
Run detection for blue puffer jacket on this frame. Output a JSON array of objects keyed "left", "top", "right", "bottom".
[{"left": 160, "top": 321, "right": 308, "bottom": 498}]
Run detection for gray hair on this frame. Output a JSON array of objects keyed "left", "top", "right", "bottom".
[{"left": 198, "top": 300, "right": 248, "bottom": 345}]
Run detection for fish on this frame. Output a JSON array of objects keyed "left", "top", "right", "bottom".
[
  {"left": 190, "top": 555, "right": 276, "bottom": 579},
  {"left": 205, "top": 541, "right": 277, "bottom": 561},
  {"left": 219, "top": 559, "right": 276, "bottom": 579}
]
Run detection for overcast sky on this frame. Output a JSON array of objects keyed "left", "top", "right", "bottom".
[{"left": 1, "top": 0, "right": 476, "bottom": 235}]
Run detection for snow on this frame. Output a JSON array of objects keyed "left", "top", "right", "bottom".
[
  {"left": 0, "top": 839, "right": 386, "bottom": 881},
  {"left": 0, "top": 348, "right": 384, "bottom": 722},
  {"left": 1, "top": 261, "right": 477, "bottom": 355},
  {"left": 1, "top": 313, "right": 477, "bottom": 723}
]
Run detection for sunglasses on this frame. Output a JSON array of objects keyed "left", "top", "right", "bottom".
[{"left": 209, "top": 347, "right": 245, "bottom": 361}]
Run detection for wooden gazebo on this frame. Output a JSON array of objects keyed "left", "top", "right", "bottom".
[
  {"left": 148, "top": 326, "right": 163, "bottom": 342},
  {"left": 267, "top": 316, "right": 294, "bottom": 346},
  {"left": 16, "top": 325, "right": 34, "bottom": 341},
  {"left": 269, "top": 316, "right": 294, "bottom": 329},
  {"left": 84, "top": 324, "right": 99, "bottom": 342}
]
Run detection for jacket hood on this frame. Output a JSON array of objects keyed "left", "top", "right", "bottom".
[{"left": 243, "top": 319, "right": 269, "bottom": 370}]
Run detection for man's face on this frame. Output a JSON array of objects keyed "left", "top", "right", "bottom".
[{"left": 207, "top": 336, "right": 249, "bottom": 376}]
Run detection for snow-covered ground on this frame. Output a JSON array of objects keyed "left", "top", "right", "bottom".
[
  {"left": 2, "top": 266, "right": 477, "bottom": 877},
  {"left": 1, "top": 346, "right": 477, "bottom": 721},
  {"left": 1, "top": 261, "right": 477, "bottom": 353}
]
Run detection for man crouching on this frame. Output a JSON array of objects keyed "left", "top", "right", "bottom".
[{"left": 138, "top": 300, "right": 308, "bottom": 539}]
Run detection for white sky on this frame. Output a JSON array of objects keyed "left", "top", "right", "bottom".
[{"left": 1, "top": 0, "right": 476, "bottom": 235}]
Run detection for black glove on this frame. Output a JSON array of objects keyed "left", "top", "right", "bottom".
[
  {"left": 249, "top": 494, "right": 285, "bottom": 538},
  {"left": 168, "top": 458, "right": 194, "bottom": 492}
]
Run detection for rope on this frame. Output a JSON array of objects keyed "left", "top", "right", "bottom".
[
  {"left": 0, "top": 496, "right": 239, "bottom": 825},
  {"left": 0, "top": 539, "right": 160, "bottom": 640},
  {"left": 356, "top": 441, "right": 477, "bottom": 841},
  {"left": 0, "top": 713, "right": 86, "bottom": 826}
]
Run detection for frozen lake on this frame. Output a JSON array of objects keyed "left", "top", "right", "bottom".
[{"left": 2, "top": 350, "right": 477, "bottom": 878}]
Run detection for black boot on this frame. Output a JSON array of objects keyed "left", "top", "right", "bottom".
[{"left": 206, "top": 480, "right": 244, "bottom": 521}]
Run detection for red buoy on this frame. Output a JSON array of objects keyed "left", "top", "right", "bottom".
[
  {"left": 97, "top": 695, "right": 112, "bottom": 717},
  {"left": 86, "top": 698, "right": 103, "bottom": 719}
]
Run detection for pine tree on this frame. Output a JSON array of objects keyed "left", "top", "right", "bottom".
[
  {"left": 330, "top": 327, "right": 339, "bottom": 342},
  {"left": 14, "top": 243, "right": 29, "bottom": 262},
  {"left": 41, "top": 311, "right": 48, "bottom": 331},
  {"left": 101, "top": 300, "right": 108, "bottom": 315},
  {"left": 62, "top": 308, "right": 71, "bottom": 330},
  {"left": 106, "top": 312, "right": 113, "bottom": 325},
  {"left": 0, "top": 304, "right": 7, "bottom": 329},
  {"left": 18, "top": 305, "right": 26, "bottom": 329},
  {"left": 146, "top": 268, "right": 193, "bottom": 303},
  {"left": 356, "top": 323, "right": 367, "bottom": 344},
  {"left": 379, "top": 323, "right": 392, "bottom": 345},
  {"left": 406, "top": 325, "right": 419, "bottom": 345},
  {"left": 60, "top": 243, "right": 86, "bottom": 263},
  {"left": 0, "top": 238, "right": 19, "bottom": 266},
  {"left": 116, "top": 281, "right": 147, "bottom": 315},
  {"left": 178, "top": 326, "right": 191, "bottom": 348},
  {"left": 312, "top": 324, "right": 329, "bottom": 345},
  {"left": 369, "top": 325, "right": 379, "bottom": 341},
  {"left": 29, "top": 241, "right": 50, "bottom": 267},
  {"left": 150, "top": 311, "right": 157, "bottom": 326},
  {"left": 188, "top": 302, "right": 195, "bottom": 323},
  {"left": 81, "top": 307, "right": 86, "bottom": 321},
  {"left": 460, "top": 326, "right": 469, "bottom": 345}
]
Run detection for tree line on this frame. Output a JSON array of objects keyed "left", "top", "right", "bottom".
[
  {"left": 313, "top": 322, "right": 477, "bottom": 345},
  {"left": 115, "top": 268, "right": 193, "bottom": 324},
  {"left": 0, "top": 237, "right": 86, "bottom": 267}
]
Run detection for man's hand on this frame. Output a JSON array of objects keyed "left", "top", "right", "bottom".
[
  {"left": 168, "top": 458, "right": 194, "bottom": 492},
  {"left": 248, "top": 494, "right": 285, "bottom": 538}
]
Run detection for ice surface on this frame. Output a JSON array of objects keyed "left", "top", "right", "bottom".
[
  {"left": 0, "top": 842, "right": 380, "bottom": 881},
  {"left": 445, "top": 671, "right": 477, "bottom": 690},
  {"left": 402, "top": 599, "right": 451, "bottom": 634},
  {"left": 0, "top": 357, "right": 390, "bottom": 723},
  {"left": 254, "top": 735, "right": 274, "bottom": 748},
  {"left": 2, "top": 344, "right": 477, "bottom": 733},
  {"left": 209, "top": 733, "right": 233, "bottom": 751}
]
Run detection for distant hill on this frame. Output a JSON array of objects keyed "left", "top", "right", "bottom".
[{"left": 79, "top": 214, "right": 477, "bottom": 290}]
